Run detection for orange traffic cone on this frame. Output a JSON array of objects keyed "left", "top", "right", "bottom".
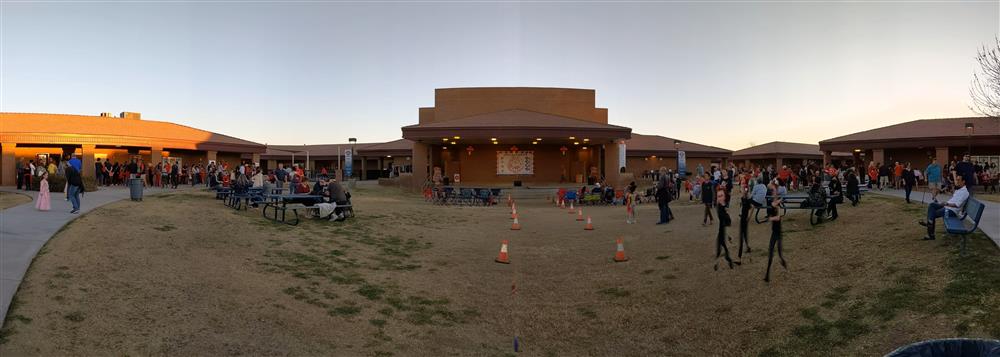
[
  {"left": 568, "top": 201, "right": 575, "bottom": 213},
  {"left": 584, "top": 216, "right": 594, "bottom": 230},
  {"left": 511, "top": 216, "right": 521, "bottom": 230},
  {"left": 576, "top": 209, "right": 584, "bottom": 221},
  {"left": 507, "top": 194, "right": 512, "bottom": 207},
  {"left": 614, "top": 238, "right": 628, "bottom": 262},
  {"left": 510, "top": 203, "right": 518, "bottom": 219},
  {"left": 496, "top": 240, "right": 510, "bottom": 264}
]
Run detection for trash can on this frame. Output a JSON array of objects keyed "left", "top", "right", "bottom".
[
  {"left": 129, "top": 178, "right": 144, "bottom": 201},
  {"left": 885, "top": 338, "right": 1000, "bottom": 357}
]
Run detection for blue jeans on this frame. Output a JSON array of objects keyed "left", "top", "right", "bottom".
[
  {"left": 925, "top": 202, "right": 956, "bottom": 237},
  {"left": 658, "top": 200, "right": 670, "bottom": 223},
  {"left": 68, "top": 185, "right": 81, "bottom": 211}
]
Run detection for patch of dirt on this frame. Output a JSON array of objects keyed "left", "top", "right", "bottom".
[
  {"left": 1, "top": 187, "right": 996, "bottom": 356},
  {"left": 0, "top": 191, "right": 32, "bottom": 210}
]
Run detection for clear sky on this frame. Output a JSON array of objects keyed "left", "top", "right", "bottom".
[{"left": 2, "top": 1, "right": 997, "bottom": 150}]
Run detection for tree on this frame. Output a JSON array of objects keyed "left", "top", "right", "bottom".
[{"left": 969, "top": 37, "right": 1000, "bottom": 118}]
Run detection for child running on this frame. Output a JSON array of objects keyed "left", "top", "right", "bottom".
[
  {"left": 764, "top": 183, "right": 788, "bottom": 283},
  {"left": 737, "top": 184, "right": 752, "bottom": 263},
  {"left": 714, "top": 189, "right": 736, "bottom": 270}
]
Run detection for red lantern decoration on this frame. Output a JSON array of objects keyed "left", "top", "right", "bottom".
[
  {"left": 510, "top": 146, "right": 519, "bottom": 153},
  {"left": 466, "top": 145, "right": 475, "bottom": 156},
  {"left": 560, "top": 146, "right": 569, "bottom": 156}
]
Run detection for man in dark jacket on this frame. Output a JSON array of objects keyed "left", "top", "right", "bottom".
[
  {"left": 902, "top": 163, "right": 916, "bottom": 203},
  {"left": 65, "top": 165, "right": 84, "bottom": 214},
  {"left": 656, "top": 167, "right": 670, "bottom": 224}
]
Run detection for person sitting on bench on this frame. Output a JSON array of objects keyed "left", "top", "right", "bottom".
[{"left": 919, "top": 175, "right": 969, "bottom": 241}]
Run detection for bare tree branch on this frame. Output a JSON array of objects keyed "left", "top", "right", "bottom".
[{"left": 969, "top": 37, "right": 1000, "bottom": 118}]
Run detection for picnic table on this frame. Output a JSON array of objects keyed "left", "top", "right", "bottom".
[
  {"left": 753, "top": 194, "right": 829, "bottom": 226},
  {"left": 261, "top": 194, "right": 325, "bottom": 225}
]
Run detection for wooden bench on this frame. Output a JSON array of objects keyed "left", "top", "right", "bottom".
[{"left": 943, "top": 198, "right": 986, "bottom": 256}]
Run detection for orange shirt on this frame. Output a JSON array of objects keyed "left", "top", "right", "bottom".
[{"left": 894, "top": 165, "right": 903, "bottom": 176}]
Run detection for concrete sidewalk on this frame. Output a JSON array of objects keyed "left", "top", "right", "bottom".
[
  {"left": 866, "top": 188, "right": 999, "bottom": 248},
  {"left": 0, "top": 184, "right": 194, "bottom": 323}
]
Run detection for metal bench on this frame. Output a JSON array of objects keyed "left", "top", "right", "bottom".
[
  {"left": 943, "top": 198, "right": 986, "bottom": 256},
  {"left": 754, "top": 195, "right": 828, "bottom": 226}
]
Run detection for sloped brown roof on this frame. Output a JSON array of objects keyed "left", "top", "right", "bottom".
[
  {"left": 625, "top": 133, "right": 731, "bottom": 157},
  {"left": 263, "top": 142, "right": 380, "bottom": 159},
  {"left": 821, "top": 117, "right": 999, "bottom": 143},
  {"left": 402, "top": 109, "right": 631, "bottom": 141},
  {"left": 408, "top": 109, "right": 629, "bottom": 129},
  {"left": 361, "top": 139, "right": 414, "bottom": 156},
  {"left": 732, "top": 141, "right": 852, "bottom": 159},
  {"left": 0, "top": 112, "right": 264, "bottom": 152}
]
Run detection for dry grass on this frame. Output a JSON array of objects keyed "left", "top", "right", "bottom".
[
  {"left": 0, "top": 191, "right": 32, "bottom": 210},
  {"left": 0, "top": 186, "right": 997, "bottom": 356}
]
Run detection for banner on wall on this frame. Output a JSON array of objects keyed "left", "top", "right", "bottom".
[
  {"left": 344, "top": 149, "right": 353, "bottom": 177},
  {"left": 677, "top": 150, "right": 686, "bottom": 178},
  {"left": 496, "top": 151, "right": 534, "bottom": 175}
]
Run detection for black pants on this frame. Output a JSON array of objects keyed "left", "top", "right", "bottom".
[
  {"left": 847, "top": 191, "right": 859, "bottom": 206},
  {"left": 738, "top": 218, "right": 750, "bottom": 258},
  {"left": 716, "top": 226, "right": 733, "bottom": 263},
  {"left": 904, "top": 184, "right": 913, "bottom": 202},
  {"left": 765, "top": 232, "right": 785, "bottom": 280},
  {"left": 16, "top": 171, "right": 23, "bottom": 189},
  {"left": 703, "top": 204, "right": 714, "bottom": 223},
  {"left": 827, "top": 201, "right": 838, "bottom": 219}
]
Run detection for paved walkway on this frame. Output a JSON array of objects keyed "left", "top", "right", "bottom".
[
  {"left": 0, "top": 185, "right": 194, "bottom": 323},
  {"left": 866, "top": 188, "right": 999, "bottom": 248}
]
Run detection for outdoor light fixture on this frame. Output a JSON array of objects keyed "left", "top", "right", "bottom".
[
  {"left": 536, "top": 138, "right": 542, "bottom": 141},
  {"left": 854, "top": 149, "right": 861, "bottom": 152},
  {"left": 466, "top": 145, "right": 474, "bottom": 156},
  {"left": 532, "top": 141, "right": 538, "bottom": 145},
  {"left": 569, "top": 136, "right": 576, "bottom": 140},
  {"left": 493, "top": 141, "right": 499, "bottom": 145},
  {"left": 443, "top": 146, "right": 448, "bottom": 150},
  {"left": 442, "top": 138, "right": 449, "bottom": 141},
  {"left": 386, "top": 155, "right": 392, "bottom": 158},
  {"left": 491, "top": 138, "right": 497, "bottom": 141},
  {"left": 583, "top": 138, "right": 589, "bottom": 142},
  {"left": 453, "top": 136, "right": 461, "bottom": 139},
  {"left": 573, "top": 142, "right": 579, "bottom": 145},
  {"left": 582, "top": 147, "right": 588, "bottom": 150},
  {"left": 450, "top": 141, "right": 457, "bottom": 145}
]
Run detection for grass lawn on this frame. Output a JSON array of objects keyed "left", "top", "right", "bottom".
[
  {"left": 0, "top": 186, "right": 997, "bottom": 356},
  {"left": 0, "top": 191, "right": 32, "bottom": 211}
]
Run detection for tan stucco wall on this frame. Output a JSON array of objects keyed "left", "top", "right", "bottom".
[
  {"left": 425, "top": 88, "right": 605, "bottom": 124},
  {"left": 432, "top": 144, "right": 599, "bottom": 185}
]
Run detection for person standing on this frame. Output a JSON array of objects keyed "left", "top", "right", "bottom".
[
  {"left": 625, "top": 185, "right": 637, "bottom": 224},
  {"left": 714, "top": 190, "right": 736, "bottom": 270},
  {"left": 274, "top": 164, "right": 287, "bottom": 192},
  {"left": 15, "top": 160, "right": 24, "bottom": 190},
  {"left": 170, "top": 162, "right": 179, "bottom": 188},
  {"left": 902, "top": 163, "right": 916, "bottom": 203},
  {"left": 65, "top": 164, "right": 83, "bottom": 214},
  {"left": 701, "top": 173, "right": 715, "bottom": 226},
  {"left": 764, "top": 185, "right": 787, "bottom": 283},
  {"left": 827, "top": 176, "right": 843, "bottom": 220},
  {"left": 954, "top": 155, "right": 976, "bottom": 195},
  {"left": 925, "top": 158, "right": 942, "bottom": 202},
  {"left": 34, "top": 172, "right": 51, "bottom": 211},
  {"left": 656, "top": 167, "right": 670, "bottom": 224},
  {"left": 893, "top": 162, "right": 903, "bottom": 189}
]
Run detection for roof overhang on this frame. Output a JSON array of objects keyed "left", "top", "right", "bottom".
[
  {"left": 819, "top": 136, "right": 1000, "bottom": 153},
  {"left": 402, "top": 126, "right": 631, "bottom": 144},
  {"left": 0, "top": 132, "right": 265, "bottom": 153}
]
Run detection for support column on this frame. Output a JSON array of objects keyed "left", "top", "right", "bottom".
[
  {"left": 1, "top": 143, "right": 15, "bottom": 186},
  {"left": 603, "top": 142, "right": 622, "bottom": 185},
  {"left": 872, "top": 149, "right": 885, "bottom": 165},
  {"left": 361, "top": 157, "right": 368, "bottom": 180},
  {"left": 252, "top": 153, "right": 261, "bottom": 167},
  {"left": 744, "top": 159, "right": 751, "bottom": 168},
  {"left": 411, "top": 143, "right": 429, "bottom": 192},
  {"left": 151, "top": 146, "right": 163, "bottom": 167},
  {"left": 776, "top": 157, "right": 784, "bottom": 169},
  {"left": 207, "top": 150, "right": 218, "bottom": 164},
  {"left": 935, "top": 147, "right": 949, "bottom": 163},
  {"left": 82, "top": 144, "right": 96, "bottom": 179},
  {"left": 822, "top": 151, "right": 832, "bottom": 167},
  {"left": 267, "top": 159, "right": 277, "bottom": 172}
]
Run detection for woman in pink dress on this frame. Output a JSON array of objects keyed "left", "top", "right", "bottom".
[{"left": 35, "top": 172, "right": 51, "bottom": 211}]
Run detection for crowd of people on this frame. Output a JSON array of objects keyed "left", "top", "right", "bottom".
[{"left": 15, "top": 155, "right": 86, "bottom": 214}]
